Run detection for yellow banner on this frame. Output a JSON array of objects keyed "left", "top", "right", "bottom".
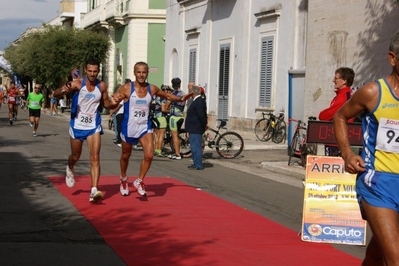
[{"left": 301, "top": 156, "right": 367, "bottom": 245}]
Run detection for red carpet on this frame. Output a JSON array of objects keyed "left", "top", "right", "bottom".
[{"left": 49, "top": 176, "right": 362, "bottom": 266}]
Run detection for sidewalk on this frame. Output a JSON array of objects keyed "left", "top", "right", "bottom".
[
  {"left": 51, "top": 112, "right": 304, "bottom": 179},
  {"left": 101, "top": 113, "right": 306, "bottom": 179}
]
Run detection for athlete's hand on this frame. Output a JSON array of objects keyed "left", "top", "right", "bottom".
[
  {"left": 181, "top": 92, "right": 194, "bottom": 101},
  {"left": 112, "top": 92, "right": 123, "bottom": 103},
  {"left": 342, "top": 153, "right": 365, "bottom": 174},
  {"left": 61, "top": 82, "right": 72, "bottom": 93}
]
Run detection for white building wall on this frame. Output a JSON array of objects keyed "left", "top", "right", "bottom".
[
  {"left": 126, "top": 20, "right": 148, "bottom": 78},
  {"left": 305, "top": 0, "right": 399, "bottom": 121},
  {"left": 165, "top": 0, "right": 307, "bottom": 133},
  {"left": 73, "top": 0, "right": 88, "bottom": 27}
]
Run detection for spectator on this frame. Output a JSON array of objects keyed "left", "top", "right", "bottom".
[
  {"left": 49, "top": 88, "right": 59, "bottom": 116},
  {"left": 319, "top": 67, "right": 355, "bottom": 156},
  {"left": 167, "top": 77, "right": 185, "bottom": 160},
  {"left": 185, "top": 85, "right": 207, "bottom": 170}
]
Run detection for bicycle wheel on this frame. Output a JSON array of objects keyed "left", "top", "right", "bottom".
[
  {"left": 300, "top": 144, "right": 310, "bottom": 167},
  {"left": 272, "top": 121, "right": 287, "bottom": 144},
  {"left": 254, "top": 118, "right": 273, "bottom": 142},
  {"left": 216, "top": 131, "right": 244, "bottom": 159},
  {"left": 179, "top": 129, "right": 192, "bottom": 157},
  {"left": 306, "top": 143, "right": 317, "bottom": 156},
  {"left": 288, "top": 135, "right": 299, "bottom": 165},
  {"left": 170, "top": 129, "right": 190, "bottom": 156}
]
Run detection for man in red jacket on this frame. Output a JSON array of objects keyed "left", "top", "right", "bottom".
[{"left": 319, "top": 67, "right": 355, "bottom": 155}]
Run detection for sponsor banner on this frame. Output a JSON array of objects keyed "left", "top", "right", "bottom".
[
  {"left": 301, "top": 156, "right": 367, "bottom": 245},
  {"left": 0, "top": 55, "right": 12, "bottom": 73},
  {"left": 12, "top": 73, "right": 23, "bottom": 89}
]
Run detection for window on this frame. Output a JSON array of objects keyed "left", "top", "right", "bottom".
[
  {"left": 218, "top": 44, "right": 230, "bottom": 120},
  {"left": 259, "top": 36, "right": 274, "bottom": 107},
  {"left": 189, "top": 48, "right": 196, "bottom": 83}
]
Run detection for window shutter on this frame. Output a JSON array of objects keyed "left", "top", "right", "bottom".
[
  {"left": 189, "top": 49, "right": 196, "bottom": 83},
  {"left": 218, "top": 44, "right": 230, "bottom": 120},
  {"left": 259, "top": 37, "right": 274, "bottom": 107}
]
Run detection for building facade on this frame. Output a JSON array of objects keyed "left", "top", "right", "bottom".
[
  {"left": 305, "top": 0, "right": 399, "bottom": 121},
  {"left": 165, "top": 0, "right": 308, "bottom": 133},
  {"left": 81, "top": 0, "right": 166, "bottom": 92}
]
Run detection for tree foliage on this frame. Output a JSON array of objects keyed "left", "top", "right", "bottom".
[{"left": 4, "top": 25, "right": 110, "bottom": 87}]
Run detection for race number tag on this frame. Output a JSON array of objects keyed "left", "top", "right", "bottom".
[
  {"left": 30, "top": 101, "right": 39, "bottom": 107},
  {"left": 376, "top": 118, "right": 399, "bottom": 153},
  {"left": 9, "top": 97, "right": 15, "bottom": 101},
  {"left": 77, "top": 113, "right": 95, "bottom": 128},
  {"left": 133, "top": 108, "right": 147, "bottom": 124}
]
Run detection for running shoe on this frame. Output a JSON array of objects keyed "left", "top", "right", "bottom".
[
  {"left": 120, "top": 177, "right": 129, "bottom": 196},
  {"left": 29, "top": 122, "right": 33, "bottom": 127},
  {"left": 133, "top": 178, "right": 147, "bottom": 196},
  {"left": 133, "top": 144, "right": 142, "bottom": 151},
  {"left": 89, "top": 190, "right": 104, "bottom": 203},
  {"left": 9, "top": 120, "right": 13, "bottom": 125},
  {"left": 33, "top": 132, "right": 37, "bottom": 137},
  {"left": 154, "top": 151, "right": 167, "bottom": 157},
  {"left": 65, "top": 166, "right": 75, "bottom": 188},
  {"left": 168, "top": 154, "right": 182, "bottom": 160}
]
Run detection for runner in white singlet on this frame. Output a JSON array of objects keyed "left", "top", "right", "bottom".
[
  {"left": 112, "top": 61, "right": 193, "bottom": 197},
  {"left": 53, "top": 58, "right": 121, "bottom": 203}
]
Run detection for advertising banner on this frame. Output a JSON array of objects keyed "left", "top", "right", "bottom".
[
  {"left": 0, "top": 55, "right": 12, "bottom": 73},
  {"left": 301, "top": 156, "right": 367, "bottom": 245}
]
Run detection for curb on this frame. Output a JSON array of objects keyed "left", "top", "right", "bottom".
[{"left": 260, "top": 161, "right": 305, "bottom": 180}]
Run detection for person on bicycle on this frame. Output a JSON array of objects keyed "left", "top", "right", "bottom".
[
  {"left": 167, "top": 77, "right": 186, "bottom": 160},
  {"left": 152, "top": 84, "right": 172, "bottom": 157},
  {"left": 319, "top": 67, "right": 355, "bottom": 156}
]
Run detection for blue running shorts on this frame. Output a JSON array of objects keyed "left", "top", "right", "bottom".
[
  {"left": 69, "top": 125, "right": 103, "bottom": 141},
  {"left": 121, "top": 129, "right": 152, "bottom": 145},
  {"left": 356, "top": 170, "right": 399, "bottom": 217}
]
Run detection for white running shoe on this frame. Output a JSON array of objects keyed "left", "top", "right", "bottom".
[
  {"left": 65, "top": 166, "right": 75, "bottom": 188},
  {"left": 89, "top": 190, "right": 104, "bottom": 203},
  {"left": 120, "top": 177, "right": 129, "bottom": 196},
  {"left": 133, "top": 178, "right": 147, "bottom": 196},
  {"left": 168, "top": 154, "right": 182, "bottom": 160}
]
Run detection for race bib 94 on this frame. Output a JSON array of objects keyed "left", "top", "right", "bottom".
[{"left": 376, "top": 118, "right": 399, "bottom": 153}]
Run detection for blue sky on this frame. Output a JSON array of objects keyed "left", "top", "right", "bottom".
[{"left": 0, "top": 0, "right": 60, "bottom": 51}]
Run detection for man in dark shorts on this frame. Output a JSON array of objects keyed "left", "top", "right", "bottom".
[{"left": 26, "top": 84, "right": 45, "bottom": 137}]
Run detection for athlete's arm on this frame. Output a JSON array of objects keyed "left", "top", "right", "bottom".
[
  {"left": 333, "top": 82, "right": 377, "bottom": 174},
  {"left": 53, "top": 79, "right": 82, "bottom": 98},
  {"left": 154, "top": 85, "right": 193, "bottom": 102}
]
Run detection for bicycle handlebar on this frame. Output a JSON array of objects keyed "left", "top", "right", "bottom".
[{"left": 288, "top": 118, "right": 307, "bottom": 127}]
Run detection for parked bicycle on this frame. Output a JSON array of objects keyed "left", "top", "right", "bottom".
[
  {"left": 163, "top": 126, "right": 190, "bottom": 156},
  {"left": 183, "top": 119, "right": 244, "bottom": 159},
  {"left": 287, "top": 118, "right": 317, "bottom": 167},
  {"left": 254, "top": 111, "right": 286, "bottom": 143},
  {"left": 108, "top": 115, "right": 114, "bottom": 130}
]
